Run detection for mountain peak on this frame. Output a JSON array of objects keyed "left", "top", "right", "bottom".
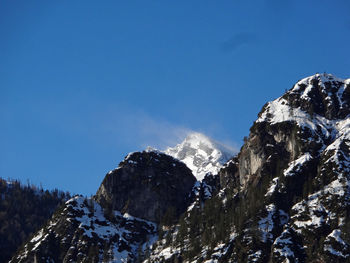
[
  {"left": 289, "top": 73, "right": 350, "bottom": 119},
  {"left": 165, "top": 132, "right": 236, "bottom": 180},
  {"left": 297, "top": 72, "right": 343, "bottom": 84},
  {"left": 257, "top": 73, "right": 350, "bottom": 127}
]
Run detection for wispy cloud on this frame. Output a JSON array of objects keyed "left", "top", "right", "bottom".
[
  {"left": 100, "top": 109, "right": 241, "bottom": 153},
  {"left": 221, "top": 32, "right": 258, "bottom": 52},
  {"left": 100, "top": 110, "right": 193, "bottom": 151},
  {"left": 127, "top": 113, "right": 193, "bottom": 150},
  {"left": 125, "top": 113, "right": 242, "bottom": 154},
  {"left": 39, "top": 99, "right": 240, "bottom": 154}
]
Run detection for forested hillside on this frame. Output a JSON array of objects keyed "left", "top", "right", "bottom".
[{"left": 0, "top": 178, "right": 70, "bottom": 262}]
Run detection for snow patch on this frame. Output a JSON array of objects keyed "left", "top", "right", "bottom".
[
  {"left": 258, "top": 204, "right": 276, "bottom": 242},
  {"left": 283, "top": 153, "right": 312, "bottom": 177}
]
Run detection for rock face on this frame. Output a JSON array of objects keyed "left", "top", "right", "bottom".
[
  {"left": 283, "top": 73, "right": 350, "bottom": 119},
  {"left": 234, "top": 73, "right": 350, "bottom": 191},
  {"left": 165, "top": 132, "right": 236, "bottom": 181},
  {"left": 95, "top": 150, "right": 196, "bottom": 223}
]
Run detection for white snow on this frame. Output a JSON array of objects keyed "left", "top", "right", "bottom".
[
  {"left": 293, "top": 73, "right": 346, "bottom": 96},
  {"left": 20, "top": 196, "right": 157, "bottom": 262},
  {"left": 257, "top": 97, "right": 335, "bottom": 141},
  {"left": 265, "top": 177, "right": 279, "bottom": 197},
  {"left": 165, "top": 132, "right": 236, "bottom": 180},
  {"left": 258, "top": 204, "right": 276, "bottom": 242},
  {"left": 283, "top": 153, "right": 312, "bottom": 177},
  {"left": 110, "top": 243, "right": 130, "bottom": 262},
  {"left": 291, "top": 177, "right": 348, "bottom": 233},
  {"left": 327, "top": 229, "right": 348, "bottom": 247},
  {"left": 248, "top": 250, "right": 262, "bottom": 262},
  {"left": 324, "top": 244, "right": 348, "bottom": 258},
  {"left": 256, "top": 74, "right": 350, "bottom": 147},
  {"left": 273, "top": 242, "right": 294, "bottom": 260},
  {"left": 156, "top": 247, "right": 173, "bottom": 260},
  {"left": 324, "top": 229, "right": 349, "bottom": 258},
  {"left": 272, "top": 228, "right": 297, "bottom": 262},
  {"left": 30, "top": 229, "right": 44, "bottom": 243},
  {"left": 65, "top": 197, "right": 157, "bottom": 241}
]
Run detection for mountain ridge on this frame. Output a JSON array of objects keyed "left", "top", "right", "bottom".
[{"left": 10, "top": 73, "right": 350, "bottom": 263}]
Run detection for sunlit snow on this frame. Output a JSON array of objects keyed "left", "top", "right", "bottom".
[{"left": 165, "top": 132, "right": 236, "bottom": 180}]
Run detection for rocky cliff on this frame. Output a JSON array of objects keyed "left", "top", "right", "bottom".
[{"left": 95, "top": 150, "right": 196, "bottom": 223}]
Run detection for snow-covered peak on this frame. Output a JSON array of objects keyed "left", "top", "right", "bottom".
[
  {"left": 165, "top": 132, "right": 236, "bottom": 181},
  {"left": 294, "top": 73, "right": 344, "bottom": 87},
  {"left": 292, "top": 73, "right": 349, "bottom": 102},
  {"left": 258, "top": 73, "right": 350, "bottom": 126}
]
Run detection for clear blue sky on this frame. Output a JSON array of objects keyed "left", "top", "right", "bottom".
[{"left": 1, "top": 0, "right": 350, "bottom": 195}]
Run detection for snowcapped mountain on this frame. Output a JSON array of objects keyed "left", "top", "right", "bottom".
[
  {"left": 10, "top": 73, "right": 350, "bottom": 263},
  {"left": 165, "top": 132, "right": 236, "bottom": 180},
  {"left": 148, "top": 73, "right": 350, "bottom": 262}
]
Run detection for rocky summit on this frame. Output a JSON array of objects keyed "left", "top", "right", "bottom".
[{"left": 10, "top": 73, "right": 350, "bottom": 263}]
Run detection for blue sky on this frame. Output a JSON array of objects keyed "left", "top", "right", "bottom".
[{"left": 1, "top": 0, "right": 350, "bottom": 195}]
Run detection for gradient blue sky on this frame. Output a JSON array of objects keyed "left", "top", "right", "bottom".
[{"left": 1, "top": 0, "right": 350, "bottom": 195}]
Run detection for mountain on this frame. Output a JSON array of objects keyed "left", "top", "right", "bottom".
[
  {"left": 10, "top": 73, "right": 350, "bottom": 263},
  {"left": 10, "top": 151, "right": 196, "bottom": 262},
  {"left": 148, "top": 73, "right": 350, "bottom": 262},
  {"left": 165, "top": 132, "right": 236, "bottom": 181}
]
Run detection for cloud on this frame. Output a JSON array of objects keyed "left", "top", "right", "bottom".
[
  {"left": 99, "top": 109, "right": 241, "bottom": 154},
  {"left": 215, "top": 137, "right": 240, "bottom": 154},
  {"left": 100, "top": 110, "right": 193, "bottom": 151},
  {"left": 121, "top": 112, "right": 241, "bottom": 154},
  {"left": 221, "top": 32, "right": 257, "bottom": 52},
  {"left": 130, "top": 113, "right": 193, "bottom": 150},
  {"left": 37, "top": 98, "right": 240, "bottom": 155}
]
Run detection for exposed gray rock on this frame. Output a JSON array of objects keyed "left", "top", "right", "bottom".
[{"left": 95, "top": 151, "right": 196, "bottom": 223}]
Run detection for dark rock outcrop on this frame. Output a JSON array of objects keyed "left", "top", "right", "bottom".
[
  {"left": 283, "top": 73, "right": 350, "bottom": 119},
  {"left": 95, "top": 150, "right": 196, "bottom": 223}
]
